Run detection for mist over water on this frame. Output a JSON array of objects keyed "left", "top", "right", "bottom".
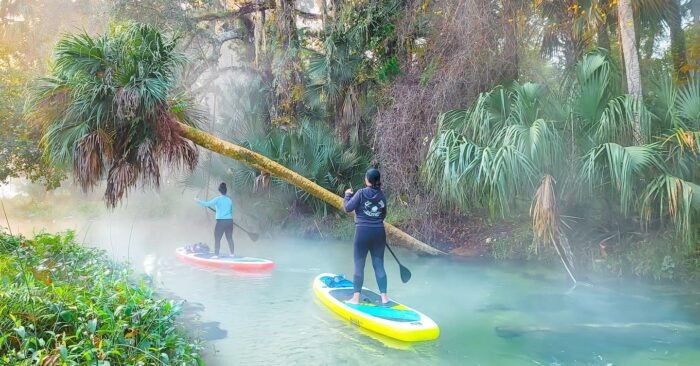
[{"left": 4, "top": 183, "right": 700, "bottom": 365}]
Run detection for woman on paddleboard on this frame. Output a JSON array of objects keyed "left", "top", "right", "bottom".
[
  {"left": 195, "top": 182, "right": 234, "bottom": 258},
  {"left": 343, "top": 168, "right": 389, "bottom": 305}
]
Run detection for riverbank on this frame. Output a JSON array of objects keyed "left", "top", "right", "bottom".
[
  {"left": 3, "top": 181, "right": 699, "bottom": 284},
  {"left": 0, "top": 230, "right": 202, "bottom": 365},
  {"left": 292, "top": 208, "right": 700, "bottom": 283}
]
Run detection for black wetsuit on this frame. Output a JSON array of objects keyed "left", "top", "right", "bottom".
[{"left": 343, "top": 187, "right": 388, "bottom": 294}]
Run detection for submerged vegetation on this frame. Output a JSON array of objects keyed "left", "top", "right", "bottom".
[{"left": 0, "top": 231, "right": 202, "bottom": 365}]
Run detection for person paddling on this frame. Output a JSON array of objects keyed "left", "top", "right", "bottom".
[
  {"left": 195, "top": 182, "right": 234, "bottom": 258},
  {"left": 343, "top": 168, "right": 389, "bottom": 305}
]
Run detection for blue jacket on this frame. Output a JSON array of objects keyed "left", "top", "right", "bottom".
[
  {"left": 343, "top": 187, "right": 386, "bottom": 227},
  {"left": 196, "top": 195, "right": 233, "bottom": 220}
]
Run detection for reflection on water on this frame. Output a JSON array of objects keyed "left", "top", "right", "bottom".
[{"left": 5, "top": 190, "right": 700, "bottom": 366}]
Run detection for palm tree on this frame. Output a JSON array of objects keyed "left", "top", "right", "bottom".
[
  {"left": 535, "top": 0, "right": 607, "bottom": 69},
  {"left": 30, "top": 23, "right": 442, "bottom": 255},
  {"left": 666, "top": 0, "right": 688, "bottom": 81},
  {"left": 304, "top": 29, "right": 366, "bottom": 145},
  {"left": 535, "top": 0, "right": 688, "bottom": 85},
  {"left": 616, "top": 0, "right": 643, "bottom": 142}
]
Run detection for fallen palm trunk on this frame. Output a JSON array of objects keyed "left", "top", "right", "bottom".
[{"left": 177, "top": 122, "right": 445, "bottom": 255}]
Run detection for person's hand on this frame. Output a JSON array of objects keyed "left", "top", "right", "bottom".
[{"left": 344, "top": 188, "right": 353, "bottom": 195}]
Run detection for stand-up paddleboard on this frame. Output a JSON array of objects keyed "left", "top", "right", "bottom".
[
  {"left": 313, "top": 273, "right": 439, "bottom": 342},
  {"left": 175, "top": 247, "right": 274, "bottom": 271}
]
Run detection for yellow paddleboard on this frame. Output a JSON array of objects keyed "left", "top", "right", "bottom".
[{"left": 313, "top": 273, "right": 439, "bottom": 342}]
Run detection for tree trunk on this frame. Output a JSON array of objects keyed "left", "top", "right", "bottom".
[
  {"left": 502, "top": 0, "right": 519, "bottom": 81},
  {"left": 272, "top": 0, "right": 304, "bottom": 127},
  {"left": 253, "top": 2, "right": 267, "bottom": 68},
  {"left": 668, "top": 0, "right": 688, "bottom": 81},
  {"left": 320, "top": 0, "right": 327, "bottom": 29},
  {"left": 176, "top": 122, "right": 445, "bottom": 255},
  {"left": 598, "top": 22, "right": 610, "bottom": 51},
  {"left": 617, "top": 0, "right": 643, "bottom": 143}
]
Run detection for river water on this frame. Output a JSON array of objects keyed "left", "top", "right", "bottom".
[{"left": 4, "top": 187, "right": 700, "bottom": 366}]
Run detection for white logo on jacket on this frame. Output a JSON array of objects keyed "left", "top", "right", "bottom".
[{"left": 363, "top": 200, "right": 385, "bottom": 217}]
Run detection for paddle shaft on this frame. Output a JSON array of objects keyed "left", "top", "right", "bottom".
[
  {"left": 205, "top": 206, "right": 257, "bottom": 237},
  {"left": 385, "top": 239, "right": 412, "bottom": 283},
  {"left": 385, "top": 242, "right": 401, "bottom": 266}
]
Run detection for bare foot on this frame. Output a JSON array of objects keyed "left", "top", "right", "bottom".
[
  {"left": 380, "top": 293, "right": 389, "bottom": 304},
  {"left": 347, "top": 293, "right": 360, "bottom": 304}
]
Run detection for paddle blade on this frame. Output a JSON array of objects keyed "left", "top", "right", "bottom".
[
  {"left": 248, "top": 232, "right": 259, "bottom": 241},
  {"left": 399, "top": 265, "right": 411, "bottom": 283}
]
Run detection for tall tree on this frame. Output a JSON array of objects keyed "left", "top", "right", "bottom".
[
  {"left": 502, "top": 0, "right": 520, "bottom": 80},
  {"left": 617, "top": 0, "right": 643, "bottom": 142},
  {"left": 668, "top": 0, "right": 688, "bottom": 81},
  {"left": 270, "top": 0, "right": 305, "bottom": 127}
]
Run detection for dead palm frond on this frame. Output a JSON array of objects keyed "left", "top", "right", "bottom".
[{"left": 531, "top": 174, "right": 577, "bottom": 283}]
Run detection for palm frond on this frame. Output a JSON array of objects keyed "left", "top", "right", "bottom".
[
  {"left": 572, "top": 51, "right": 613, "bottom": 125},
  {"left": 660, "top": 128, "right": 700, "bottom": 180},
  {"left": 580, "top": 142, "right": 664, "bottom": 214},
  {"left": 437, "top": 90, "right": 504, "bottom": 146},
  {"left": 508, "top": 82, "right": 546, "bottom": 126},
  {"left": 594, "top": 95, "right": 652, "bottom": 144},
  {"left": 676, "top": 76, "right": 700, "bottom": 126},
  {"left": 642, "top": 174, "right": 700, "bottom": 246},
  {"left": 424, "top": 128, "right": 536, "bottom": 214},
  {"left": 530, "top": 174, "right": 560, "bottom": 254},
  {"left": 500, "top": 118, "right": 564, "bottom": 173}
]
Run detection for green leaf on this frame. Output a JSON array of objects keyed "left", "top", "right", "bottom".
[
  {"left": 14, "top": 326, "right": 25, "bottom": 339},
  {"left": 87, "top": 318, "right": 97, "bottom": 334},
  {"left": 60, "top": 310, "right": 75, "bottom": 322}
]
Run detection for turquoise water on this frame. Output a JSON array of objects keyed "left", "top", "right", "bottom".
[{"left": 6, "top": 189, "right": 700, "bottom": 365}]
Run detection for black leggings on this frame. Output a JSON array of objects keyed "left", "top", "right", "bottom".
[
  {"left": 353, "top": 226, "right": 387, "bottom": 294},
  {"left": 214, "top": 219, "right": 234, "bottom": 256}
]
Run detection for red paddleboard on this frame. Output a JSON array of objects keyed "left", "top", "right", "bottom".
[{"left": 175, "top": 247, "right": 274, "bottom": 271}]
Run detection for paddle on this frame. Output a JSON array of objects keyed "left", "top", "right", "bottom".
[
  {"left": 385, "top": 242, "right": 412, "bottom": 283},
  {"left": 205, "top": 206, "right": 259, "bottom": 241}
]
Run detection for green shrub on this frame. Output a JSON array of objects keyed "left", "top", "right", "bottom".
[{"left": 0, "top": 231, "right": 203, "bottom": 365}]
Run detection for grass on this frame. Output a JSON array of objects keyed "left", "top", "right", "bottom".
[{"left": 0, "top": 230, "right": 203, "bottom": 365}]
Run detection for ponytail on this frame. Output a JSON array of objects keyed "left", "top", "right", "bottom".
[
  {"left": 218, "top": 182, "right": 228, "bottom": 195},
  {"left": 366, "top": 169, "right": 381, "bottom": 190}
]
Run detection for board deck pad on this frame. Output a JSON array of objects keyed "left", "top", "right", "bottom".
[
  {"left": 327, "top": 287, "right": 420, "bottom": 322},
  {"left": 190, "top": 253, "right": 268, "bottom": 262},
  {"left": 314, "top": 273, "right": 439, "bottom": 342}
]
